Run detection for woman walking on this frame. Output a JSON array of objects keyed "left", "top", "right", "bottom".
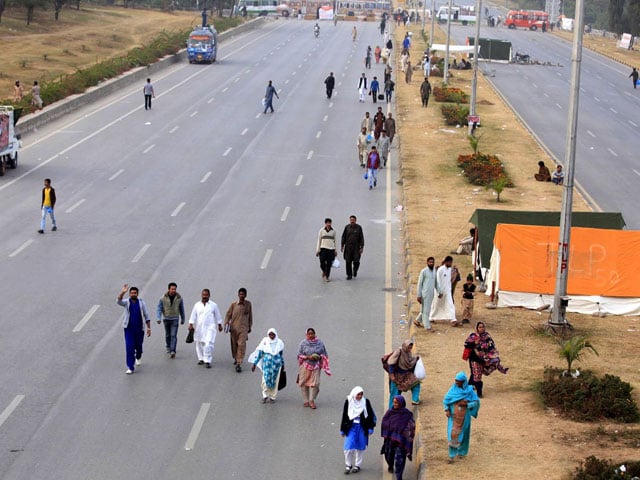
[
  {"left": 387, "top": 339, "right": 421, "bottom": 407},
  {"left": 443, "top": 372, "right": 480, "bottom": 463},
  {"left": 340, "top": 386, "right": 376, "bottom": 474},
  {"left": 381, "top": 395, "right": 415, "bottom": 479},
  {"left": 463, "top": 321, "right": 508, "bottom": 397},
  {"left": 250, "top": 328, "right": 285, "bottom": 403},
  {"left": 296, "top": 327, "right": 331, "bottom": 409}
]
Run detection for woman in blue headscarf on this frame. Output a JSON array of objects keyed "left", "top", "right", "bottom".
[
  {"left": 380, "top": 395, "right": 415, "bottom": 479},
  {"left": 443, "top": 371, "right": 480, "bottom": 464}
]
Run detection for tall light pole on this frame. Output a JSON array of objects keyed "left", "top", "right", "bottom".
[
  {"left": 469, "top": 0, "right": 482, "bottom": 134},
  {"left": 550, "top": 0, "right": 586, "bottom": 326},
  {"left": 429, "top": 0, "right": 436, "bottom": 48},
  {"left": 443, "top": 0, "right": 453, "bottom": 83}
]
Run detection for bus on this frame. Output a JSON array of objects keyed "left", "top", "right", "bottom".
[
  {"left": 237, "top": 0, "right": 290, "bottom": 16},
  {"left": 505, "top": 10, "right": 549, "bottom": 31},
  {"left": 436, "top": 5, "right": 476, "bottom": 25},
  {"left": 187, "top": 26, "right": 217, "bottom": 63}
]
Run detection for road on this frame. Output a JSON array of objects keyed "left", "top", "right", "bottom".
[
  {"left": 0, "top": 20, "right": 410, "bottom": 480},
  {"left": 446, "top": 22, "right": 640, "bottom": 227}
]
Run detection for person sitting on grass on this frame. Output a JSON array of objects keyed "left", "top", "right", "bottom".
[
  {"left": 534, "top": 161, "right": 551, "bottom": 182},
  {"left": 551, "top": 165, "right": 564, "bottom": 185}
]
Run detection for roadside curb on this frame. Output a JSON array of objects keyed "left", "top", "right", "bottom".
[{"left": 16, "top": 17, "right": 266, "bottom": 136}]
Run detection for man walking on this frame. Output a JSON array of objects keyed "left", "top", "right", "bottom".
[
  {"left": 117, "top": 284, "right": 151, "bottom": 375},
  {"left": 377, "top": 129, "right": 390, "bottom": 168},
  {"left": 366, "top": 146, "right": 381, "bottom": 190},
  {"left": 370, "top": 76, "right": 380, "bottom": 103},
  {"left": 341, "top": 215, "right": 365, "bottom": 280},
  {"left": 385, "top": 112, "right": 396, "bottom": 146},
  {"left": 143, "top": 78, "right": 155, "bottom": 110},
  {"left": 420, "top": 77, "right": 432, "bottom": 107},
  {"left": 224, "top": 287, "right": 253, "bottom": 372},
  {"left": 630, "top": 67, "right": 639, "bottom": 89},
  {"left": 431, "top": 256, "right": 459, "bottom": 326},
  {"left": 358, "top": 73, "right": 368, "bottom": 102},
  {"left": 357, "top": 127, "right": 369, "bottom": 168},
  {"left": 263, "top": 80, "right": 279, "bottom": 113},
  {"left": 316, "top": 218, "right": 337, "bottom": 282},
  {"left": 416, "top": 257, "right": 437, "bottom": 330},
  {"left": 360, "top": 111, "right": 373, "bottom": 133},
  {"left": 156, "top": 282, "right": 186, "bottom": 359},
  {"left": 373, "top": 106, "right": 385, "bottom": 140},
  {"left": 188, "top": 289, "right": 223, "bottom": 368},
  {"left": 324, "top": 72, "right": 336, "bottom": 98},
  {"left": 38, "top": 178, "right": 57, "bottom": 234}
]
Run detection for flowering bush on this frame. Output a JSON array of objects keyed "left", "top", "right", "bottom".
[
  {"left": 433, "top": 86, "right": 469, "bottom": 103},
  {"left": 441, "top": 104, "right": 469, "bottom": 126},
  {"left": 457, "top": 152, "right": 514, "bottom": 187}
]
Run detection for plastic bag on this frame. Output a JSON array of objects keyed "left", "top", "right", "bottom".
[
  {"left": 261, "top": 97, "right": 267, "bottom": 108},
  {"left": 332, "top": 258, "right": 340, "bottom": 268},
  {"left": 363, "top": 172, "right": 368, "bottom": 180},
  {"left": 414, "top": 357, "right": 426, "bottom": 380}
]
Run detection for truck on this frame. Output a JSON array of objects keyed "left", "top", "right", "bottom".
[
  {"left": 436, "top": 5, "right": 476, "bottom": 25},
  {"left": 187, "top": 26, "right": 217, "bottom": 64},
  {"left": 0, "top": 106, "right": 21, "bottom": 176}
]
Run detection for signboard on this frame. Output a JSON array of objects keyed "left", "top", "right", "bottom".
[
  {"left": 467, "top": 115, "right": 480, "bottom": 124},
  {"left": 619, "top": 33, "right": 633, "bottom": 49}
]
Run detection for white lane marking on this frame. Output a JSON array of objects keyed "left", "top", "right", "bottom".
[
  {"left": 260, "top": 249, "right": 273, "bottom": 269},
  {"left": 9, "top": 239, "right": 34, "bottom": 258},
  {"left": 292, "top": 71, "right": 297, "bottom": 76},
  {"left": 610, "top": 108, "right": 618, "bottom": 114},
  {"left": 337, "top": 81, "right": 342, "bottom": 87},
  {"left": 190, "top": 111, "right": 198, "bottom": 117},
  {"left": 0, "top": 395, "right": 25, "bottom": 429},
  {"left": 543, "top": 93, "right": 549, "bottom": 98},
  {"left": 222, "top": 87, "right": 228, "bottom": 92},
  {"left": 143, "top": 144, "right": 155, "bottom": 154},
  {"left": 169, "top": 126, "right": 179, "bottom": 134},
  {"left": 241, "top": 128, "right": 248, "bottom": 135},
  {"left": 630, "top": 120, "right": 638, "bottom": 127},
  {"left": 223, "top": 147, "right": 232, "bottom": 156},
  {"left": 298, "top": 64, "right": 302, "bottom": 68},
  {"left": 607, "top": 148, "right": 618, "bottom": 157},
  {"left": 200, "top": 171, "right": 212, "bottom": 183},
  {"left": 132, "top": 244, "right": 151, "bottom": 263},
  {"left": 281, "top": 206, "right": 290, "bottom": 222},
  {"left": 532, "top": 83, "right": 538, "bottom": 88},
  {"left": 594, "top": 97, "right": 600, "bottom": 102},
  {"left": 296, "top": 175, "right": 303, "bottom": 186},
  {"left": 207, "top": 98, "right": 214, "bottom": 104},
  {"left": 633, "top": 169, "right": 640, "bottom": 177},
  {"left": 255, "top": 113, "right": 261, "bottom": 118},
  {"left": 65, "top": 199, "right": 86, "bottom": 213},
  {"left": 245, "top": 69, "right": 251, "bottom": 74},
  {"left": 234, "top": 77, "right": 240, "bottom": 83},
  {"left": 109, "top": 169, "right": 124, "bottom": 181},
  {"left": 586, "top": 130, "right": 595, "bottom": 138},
  {"left": 323, "top": 115, "right": 328, "bottom": 122},
  {"left": 329, "top": 102, "right": 333, "bottom": 108},
  {"left": 184, "top": 403, "right": 210, "bottom": 451},
  {"left": 555, "top": 103, "right": 562, "bottom": 109},
  {"left": 285, "top": 79, "right": 290, "bottom": 84},
  {"left": 73, "top": 305, "right": 100, "bottom": 333},
  {"left": 171, "top": 202, "right": 186, "bottom": 217},
  {"left": 307, "top": 151, "right": 314, "bottom": 160},
  {"left": 316, "top": 131, "right": 322, "bottom": 138}
]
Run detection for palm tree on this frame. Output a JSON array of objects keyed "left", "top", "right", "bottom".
[{"left": 557, "top": 336, "right": 599, "bottom": 373}]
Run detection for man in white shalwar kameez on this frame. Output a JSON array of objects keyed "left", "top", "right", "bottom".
[
  {"left": 188, "top": 289, "right": 223, "bottom": 368},
  {"left": 430, "top": 256, "right": 459, "bottom": 326},
  {"left": 416, "top": 256, "right": 437, "bottom": 330}
]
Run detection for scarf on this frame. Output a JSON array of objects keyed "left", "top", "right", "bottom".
[
  {"left": 347, "top": 386, "right": 368, "bottom": 420},
  {"left": 381, "top": 396, "right": 415, "bottom": 452},
  {"left": 388, "top": 339, "right": 417, "bottom": 371},
  {"left": 257, "top": 328, "right": 284, "bottom": 355},
  {"left": 443, "top": 372, "right": 480, "bottom": 407}
]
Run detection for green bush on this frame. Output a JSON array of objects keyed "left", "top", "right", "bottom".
[
  {"left": 540, "top": 367, "right": 640, "bottom": 423},
  {"left": 441, "top": 103, "right": 469, "bottom": 126},
  {"left": 573, "top": 456, "right": 640, "bottom": 479}
]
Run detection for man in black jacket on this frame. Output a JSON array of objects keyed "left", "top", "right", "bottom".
[
  {"left": 341, "top": 215, "right": 365, "bottom": 280},
  {"left": 324, "top": 72, "right": 335, "bottom": 98}
]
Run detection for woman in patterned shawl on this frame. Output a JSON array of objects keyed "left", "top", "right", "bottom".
[
  {"left": 250, "top": 328, "right": 285, "bottom": 403},
  {"left": 296, "top": 327, "right": 331, "bottom": 409},
  {"left": 464, "top": 321, "right": 508, "bottom": 397}
]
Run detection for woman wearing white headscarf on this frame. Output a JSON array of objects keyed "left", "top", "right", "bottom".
[
  {"left": 250, "top": 328, "right": 285, "bottom": 403},
  {"left": 339, "top": 386, "right": 377, "bottom": 474}
]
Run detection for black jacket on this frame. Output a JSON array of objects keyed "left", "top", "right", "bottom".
[{"left": 340, "top": 398, "right": 376, "bottom": 436}]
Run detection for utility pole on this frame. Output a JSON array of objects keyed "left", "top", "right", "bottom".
[
  {"left": 429, "top": 0, "right": 436, "bottom": 48},
  {"left": 550, "top": 0, "right": 586, "bottom": 326},
  {"left": 444, "top": 0, "right": 453, "bottom": 83},
  {"left": 469, "top": 0, "right": 482, "bottom": 134}
]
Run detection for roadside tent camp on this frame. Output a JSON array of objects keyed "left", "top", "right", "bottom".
[{"left": 487, "top": 224, "right": 640, "bottom": 315}]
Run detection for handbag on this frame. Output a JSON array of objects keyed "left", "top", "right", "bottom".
[
  {"left": 462, "top": 347, "right": 472, "bottom": 360},
  {"left": 381, "top": 352, "right": 393, "bottom": 372},
  {"left": 378, "top": 94, "right": 385, "bottom": 100},
  {"left": 278, "top": 368, "right": 287, "bottom": 390},
  {"left": 414, "top": 357, "right": 426, "bottom": 380},
  {"left": 186, "top": 329, "right": 194, "bottom": 344}
]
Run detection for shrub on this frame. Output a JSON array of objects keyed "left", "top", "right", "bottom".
[
  {"left": 433, "top": 85, "right": 469, "bottom": 103},
  {"left": 457, "top": 152, "right": 513, "bottom": 187},
  {"left": 573, "top": 456, "right": 640, "bottom": 479},
  {"left": 540, "top": 367, "right": 640, "bottom": 423},
  {"left": 441, "top": 103, "right": 469, "bottom": 126}
]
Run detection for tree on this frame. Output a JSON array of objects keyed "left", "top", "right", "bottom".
[
  {"left": 557, "top": 336, "right": 599, "bottom": 373},
  {"left": 625, "top": 0, "right": 640, "bottom": 35},
  {"left": 53, "top": 0, "right": 64, "bottom": 20},
  {"left": 0, "top": 0, "right": 6, "bottom": 23},
  {"left": 608, "top": 0, "right": 625, "bottom": 34}
]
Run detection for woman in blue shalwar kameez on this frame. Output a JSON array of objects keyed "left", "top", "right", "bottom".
[
  {"left": 443, "top": 371, "right": 480, "bottom": 463},
  {"left": 250, "top": 328, "right": 285, "bottom": 403},
  {"left": 340, "top": 386, "right": 376, "bottom": 474}
]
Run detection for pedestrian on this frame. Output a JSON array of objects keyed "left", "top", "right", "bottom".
[
  {"left": 38, "top": 178, "right": 57, "bottom": 234},
  {"left": 352, "top": 25, "right": 357, "bottom": 41},
  {"left": 431, "top": 256, "right": 459, "bottom": 326},
  {"left": 14, "top": 81, "right": 24, "bottom": 103},
  {"left": 377, "top": 129, "right": 390, "bottom": 167},
  {"left": 419, "top": 77, "right": 431, "bottom": 107},
  {"left": 340, "top": 386, "right": 377, "bottom": 474},
  {"left": 250, "top": 328, "right": 285, "bottom": 403},
  {"left": 385, "top": 112, "right": 396, "bottom": 145},
  {"left": 384, "top": 77, "right": 395, "bottom": 103},
  {"left": 31, "top": 80, "right": 43, "bottom": 109},
  {"left": 415, "top": 257, "right": 437, "bottom": 330},
  {"left": 373, "top": 106, "right": 385, "bottom": 140},
  {"left": 630, "top": 67, "right": 639, "bottom": 89},
  {"left": 358, "top": 73, "right": 368, "bottom": 102},
  {"left": 325, "top": 72, "right": 336, "bottom": 98},
  {"left": 188, "top": 289, "right": 223, "bottom": 368},
  {"left": 551, "top": 164, "right": 564, "bottom": 185},
  {"left": 365, "top": 145, "right": 381, "bottom": 190},
  {"left": 117, "top": 284, "right": 151, "bottom": 375},
  {"left": 357, "top": 127, "right": 369, "bottom": 167},
  {"left": 400, "top": 51, "right": 409, "bottom": 73},
  {"left": 423, "top": 54, "right": 431, "bottom": 77},
  {"left": 381, "top": 395, "right": 416, "bottom": 479},
  {"left": 374, "top": 45, "right": 382, "bottom": 63},
  {"left": 316, "top": 218, "right": 337, "bottom": 282},
  {"left": 405, "top": 61, "right": 413, "bottom": 83},
  {"left": 263, "top": 80, "right": 279, "bottom": 113},
  {"left": 296, "top": 327, "right": 331, "bottom": 409},
  {"left": 463, "top": 321, "right": 509, "bottom": 397},
  {"left": 461, "top": 274, "right": 475, "bottom": 324},
  {"left": 341, "top": 215, "right": 365, "bottom": 280},
  {"left": 365, "top": 46, "right": 372, "bottom": 69},
  {"left": 370, "top": 76, "right": 379, "bottom": 103},
  {"left": 386, "top": 339, "right": 421, "bottom": 407},
  {"left": 360, "top": 111, "right": 373, "bottom": 133},
  {"left": 156, "top": 282, "right": 186, "bottom": 358},
  {"left": 386, "top": 38, "right": 393, "bottom": 51},
  {"left": 224, "top": 287, "right": 253, "bottom": 372},
  {"left": 443, "top": 371, "right": 480, "bottom": 463},
  {"left": 143, "top": 78, "right": 155, "bottom": 110}
]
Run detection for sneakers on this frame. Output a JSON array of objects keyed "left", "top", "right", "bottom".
[
  {"left": 52, "top": 226, "right": 57, "bottom": 231},
  {"left": 235, "top": 365, "right": 242, "bottom": 373},
  {"left": 198, "top": 360, "right": 205, "bottom": 365},
  {"left": 205, "top": 362, "right": 211, "bottom": 368},
  {"left": 262, "top": 397, "right": 268, "bottom": 404},
  {"left": 351, "top": 466, "right": 360, "bottom": 473},
  {"left": 374, "top": 179, "right": 377, "bottom": 187},
  {"left": 38, "top": 230, "right": 44, "bottom": 234},
  {"left": 125, "top": 369, "right": 133, "bottom": 375},
  {"left": 135, "top": 358, "right": 142, "bottom": 366},
  {"left": 346, "top": 275, "right": 352, "bottom": 280},
  {"left": 345, "top": 466, "right": 352, "bottom": 474},
  {"left": 170, "top": 352, "right": 176, "bottom": 359}
]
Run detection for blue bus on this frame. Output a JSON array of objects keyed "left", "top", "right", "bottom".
[{"left": 187, "top": 26, "right": 217, "bottom": 64}]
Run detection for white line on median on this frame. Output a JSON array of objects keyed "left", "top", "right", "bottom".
[
  {"left": 323, "top": 115, "right": 328, "bottom": 122},
  {"left": 607, "top": 148, "right": 618, "bottom": 157},
  {"left": 143, "top": 144, "right": 155, "bottom": 154},
  {"left": 9, "top": 240, "right": 33, "bottom": 258},
  {"left": 316, "top": 131, "right": 322, "bottom": 138},
  {"left": 190, "top": 111, "right": 198, "bottom": 118},
  {"left": 109, "top": 169, "right": 124, "bottom": 181},
  {"left": 260, "top": 249, "right": 273, "bottom": 270},
  {"left": 586, "top": 130, "right": 595, "bottom": 138},
  {"left": 171, "top": 202, "right": 186, "bottom": 217},
  {"left": 241, "top": 128, "right": 248, "bottom": 135},
  {"left": 66, "top": 199, "right": 86, "bottom": 213},
  {"left": 73, "top": 305, "right": 100, "bottom": 333},
  {"left": 169, "top": 126, "right": 179, "bottom": 134},
  {"left": 307, "top": 151, "right": 314, "bottom": 160},
  {"left": 630, "top": 120, "right": 638, "bottom": 127},
  {"left": 633, "top": 169, "right": 640, "bottom": 177},
  {"left": 207, "top": 98, "right": 214, "bottom": 104},
  {"left": 296, "top": 175, "right": 303, "bottom": 186},
  {"left": 132, "top": 244, "right": 151, "bottom": 263},
  {"left": 200, "top": 172, "right": 212, "bottom": 183},
  {"left": 184, "top": 403, "right": 210, "bottom": 451},
  {"left": 223, "top": 147, "right": 232, "bottom": 156},
  {"left": 281, "top": 207, "right": 290, "bottom": 222},
  {"left": 0, "top": 395, "right": 25, "bottom": 429}
]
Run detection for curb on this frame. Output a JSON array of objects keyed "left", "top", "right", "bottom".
[{"left": 16, "top": 17, "right": 266, "bottom": 137}]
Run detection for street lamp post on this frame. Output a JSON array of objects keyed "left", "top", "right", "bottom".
[
  {"left": 469, "top": 0, "right": 482, "bottom": 134},
  {"left": 443, "top": 0, "right": 453, "bottom": 83}
]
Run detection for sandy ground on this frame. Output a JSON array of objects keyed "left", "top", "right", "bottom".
[{"left": 392, "top": 21, "right": 640, "bottom": 480}]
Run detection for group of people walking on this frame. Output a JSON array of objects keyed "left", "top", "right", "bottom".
[{"left": 316, "top": 216, "right": 365, "bottom": 282}]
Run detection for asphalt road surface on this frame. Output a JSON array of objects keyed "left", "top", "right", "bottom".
[{"left": 0, "top": 20, "right": 411, "bottom": 480}]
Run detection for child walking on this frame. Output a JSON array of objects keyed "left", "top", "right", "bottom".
[{"left": 461, "top": 274, "right": 476, "bottom": 324}]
